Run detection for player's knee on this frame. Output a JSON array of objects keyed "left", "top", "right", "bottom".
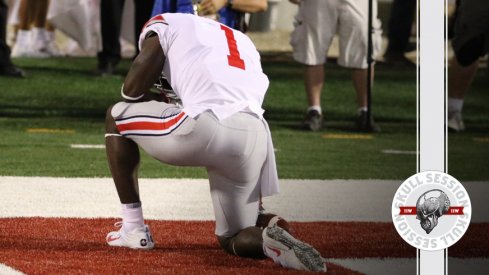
[
  {"left": 105, "top": 105, "right": 118, "bottom": 134},
  {"left": 217, "top": 235, "right": 233, "bottom": 254}
]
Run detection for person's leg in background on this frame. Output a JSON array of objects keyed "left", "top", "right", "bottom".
[
  {"left": 30, "top": 0, "right": 63, "bottom": 57},
  {"left": 290, "top": 0, "right": 336, "bottom": 131},
  {"left": 383, "top": 0, "right": 416, "bottom": 65},
  {"left": 43, "top": 21, "right": 62, "bottom": 56},
  {"left": 97, "top": 0, "right": 125, "bottom": 76},
  {"left": 0, "top": 0, "right": 25, "bottom": 77},
  {"left": 29, "top": 0, "right": 63, "bottom": 57},
  {"left": 448, "top": 0, "right": 489, "bottom": 132},
  {"left": 447, "top": 52, "right": 479, "bottom": 132},
  {"left": 11, "top": 0, "right": 37, "bottom": 57},
  {"left": 133, "top": 0, "right": 154, "bottom": 57},
  {"left": 338, "top": 0, "right": 381, "bottom": 132},
  {"left": 302, "top": 64, "right": 324, "bottom": 131},
  {"left": 351, "top": 67, "right": 380, "bottom": 132}
]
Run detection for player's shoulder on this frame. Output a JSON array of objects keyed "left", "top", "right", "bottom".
[{"left": 143, "top": 14, "right": 168, "bottom": 30}]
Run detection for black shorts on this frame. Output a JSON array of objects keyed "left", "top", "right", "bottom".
[{"left": 452, "top": 0, "right": 489, "bottom": 66}]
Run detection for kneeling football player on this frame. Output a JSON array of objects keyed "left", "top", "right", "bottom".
[{"left": 104, "top": 13, "right": 326, "bottom": 272}]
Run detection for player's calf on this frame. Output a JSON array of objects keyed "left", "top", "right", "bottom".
[
  {"left": 217, "top": 213, "right": 293, "bottom": 258},
  {"left": 217, "top": 227, "right": 266, "bottom": 259}
]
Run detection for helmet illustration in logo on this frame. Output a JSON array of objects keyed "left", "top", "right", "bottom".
[{"left": 416, "top": 190, "right": 450, "bottom": 234}]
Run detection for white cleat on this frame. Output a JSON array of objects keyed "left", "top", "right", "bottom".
[
  {"left": 448, "top": 111, "right": 465, "bottom": 132},
  {"left": 44, "top": 42, "right": 64, "bottom": 57},
  {"left": 263, "top": 224, "right": 327, "bottom": 272},
  {"left": 106, "top": 222, "right": 155, "bottom": 249},
  {"left": 11, "top": 46, "right": 50, "bottom": 58}
]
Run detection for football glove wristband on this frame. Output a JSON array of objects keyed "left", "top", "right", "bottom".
[{"left": 121, "top": 84, "right": 144, "bottom": 101}]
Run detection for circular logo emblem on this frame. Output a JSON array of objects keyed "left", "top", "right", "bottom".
[
  {"left": 140, "top": 239, "right": 147, "bottom": 247},
  {"left": 391, "top": 171, "right": 471, "bottom": 251}
]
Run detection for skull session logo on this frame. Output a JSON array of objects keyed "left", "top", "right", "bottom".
[{"left": 392, "top": 171, "right": 471, "bottom": 251}]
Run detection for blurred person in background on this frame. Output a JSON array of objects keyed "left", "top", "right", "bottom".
[
  {"left": 150, "top": 0, "right": 267, "bottom": 32},
  {"left": 0, "top": 0, "right": 25, "bottom": 77},
  {"left": 448, "top": 0, "right": 488, "bottom": 132},
  {"left": 11, "top": 0, "right": 62, "bottom": 57},
  {"left": 96, "top": 0, "right": 154, "bottom": 76},
  {"left": 289, "top": 0, "right": 382, "bottom": 132},
  {"left": 382, "top": 0, "right": 416, "bottom": 66}
]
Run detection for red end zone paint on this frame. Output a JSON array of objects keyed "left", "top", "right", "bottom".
[{"left": 0, "top": 218, "right": 487, "bottom": 274}]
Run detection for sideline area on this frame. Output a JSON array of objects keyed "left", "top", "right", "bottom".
[
  {"left": 1, "top": 176, "right": 487, "bottom": 221},
  {"left": 1, "top": 177, "right": 488, "bottom": 274}
]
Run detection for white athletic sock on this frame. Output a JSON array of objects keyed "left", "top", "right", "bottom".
[
  {"left": 357, "top": 107, "right": 368, "bottom": 114},
  {"left": 307, "top": 105, "right": 322, "bottom": 115},
  {"left": 12, "top": 30, "right": 32, "bottom": 57},
  {"left": 121, "top": 202, "right": 144, "bottom": 232},
  {"left": 32, "top": 28, "right": 47, "bottom": 51},
  {"left": 45, "top": 31, "right": 55, "bottom": 42},
  {"left": 448, "top": 97, "right": 464, "bottom": 113},
  {"left": 15, "top": 30, "right": 31, "bottom": 48}
]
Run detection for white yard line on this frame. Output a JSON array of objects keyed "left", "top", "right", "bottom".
[
  {"left": 329, "top": 258, "right": 416, "bottom": 275},
  {"left": 1, "top": 177, "right": 487, "bottom": 222},
  {"left": 329, "top": 257, "right": 489, "bottom": 275},
  {"left": 70, "top": 144, "right": 105, "bottom": 149},
  {"left": 1, "top": 176, "right": 487, "bottom": 275},
  {"left": 0, "top": 264, "right": 25, "bottom": 275},
  {"left": 381, "top": 149, "right": 417, "bottom": 155}
]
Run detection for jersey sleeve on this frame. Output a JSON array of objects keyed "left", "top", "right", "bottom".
[{"left": 139, "top": 14, "right": 171, "bottom": 55}]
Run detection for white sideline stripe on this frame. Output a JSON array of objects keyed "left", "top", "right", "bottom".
[
  {"left": 0, "top": 264, "right": 25, "bottom": 275},
  {"left": 329, "top": 258, "right": 489, "bottom": 275},
  {"left": 70, "top": 144, "right": 105, "bottom": 149},
  {"left": 0, "top": 177, "right": 487, "bottom": 222},
  {"left": 329, "top": 258, "right": 415, "bottom": 275},
  {"left": 381, "top": 149, "right": 417, "bottom": 155}
]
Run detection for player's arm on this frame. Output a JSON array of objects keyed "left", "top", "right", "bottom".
[
  {"left": 199, "top": 0, "right": 267, "bottom": 15},
  {"left": 121, "top": 34, "right": 165, "bottom": 102}
]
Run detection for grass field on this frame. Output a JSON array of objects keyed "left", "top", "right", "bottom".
[{"left": 0, "top": 56, "right": 487, "bottom": 180}]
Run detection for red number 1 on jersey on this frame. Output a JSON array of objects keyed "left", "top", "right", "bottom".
[{"left": 220, "top": 25, "right": 245, "bottom": 70}]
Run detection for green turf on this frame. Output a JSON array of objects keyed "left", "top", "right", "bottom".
[{"left": 0, "top": 56, "right": 487, "bottom": 180}]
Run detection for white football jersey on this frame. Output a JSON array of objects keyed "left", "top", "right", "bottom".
[{"left": 139, "top": 13, "right": 270, "bottom": 120}]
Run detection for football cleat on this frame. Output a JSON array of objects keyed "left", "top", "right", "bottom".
[
  {"left": 356, "top": 110, "right": 381, "bottom": 133},
  {"left": 263, "top": 224, "right": 327, "bottom": 272},
  {"left": 448, "top": 111, "right": 465, "bottom": 132},
  {"left": 106, "top": 222, "right": 155, "bottom": 249},
  {"left": 256, "top": 213, "right": 292, "bottom": 234},
  {"left": 303, "top": 109, "right": 323, "bottom": 131}
]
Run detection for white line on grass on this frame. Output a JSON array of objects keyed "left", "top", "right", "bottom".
[
  {"left": 322, "top": 133, "right": 373, "bottom": 140},
  {"left": 26, "top": 128, "right": 75, "bottom": 134},
  {"left": 381, "top": 149, "right": 417, "bottom": 155},
  {"left": 70, "top": 144, "right": 105, "bottom": 149}
]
